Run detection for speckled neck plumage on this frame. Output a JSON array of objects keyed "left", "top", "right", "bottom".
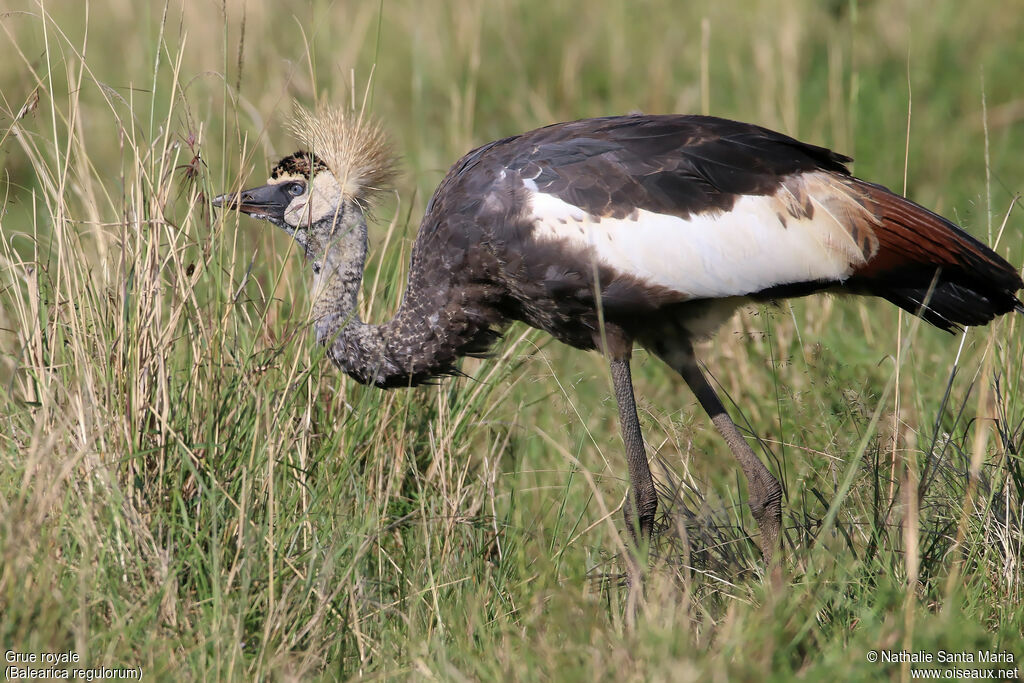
[
  {"left": 304, "top": 214, "right": 389, "bottom": 386},
  {"left": 305, "top": 211, "right": 498, "bottom": 388}
]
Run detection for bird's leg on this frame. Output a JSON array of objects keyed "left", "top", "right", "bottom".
[
  {"left": 609, "top": 355, "right": 658, "bottom": 564},
  {"left": 676, "top": 355, "right": 783, "bottom": 564}
]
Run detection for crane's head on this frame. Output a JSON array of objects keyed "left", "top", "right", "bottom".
[
  {"left": 213, "top": 105, "right": 397, "bottom": 261},
  {"left": 212, "top": 149, "right": 343, "bottom": 246}
]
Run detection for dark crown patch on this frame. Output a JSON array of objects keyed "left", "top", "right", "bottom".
[{"left": 270, "top": 150, "right": 329, "bottom": 180}]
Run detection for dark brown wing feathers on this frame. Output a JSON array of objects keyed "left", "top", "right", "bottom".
[{"left": 504, "top": 115, "right": 852, "bottom": 220}]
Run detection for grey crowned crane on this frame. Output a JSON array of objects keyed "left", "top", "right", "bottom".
[{"left": 214, "top": 107, "right": 1023, "bottom": 564}]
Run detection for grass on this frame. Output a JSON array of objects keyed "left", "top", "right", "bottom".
[{"left": 1, "top": 0, "right": 1023, "bottom": 679}]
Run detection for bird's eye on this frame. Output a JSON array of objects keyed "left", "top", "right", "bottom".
[{"left": 288, "top": 182, "right": 305, "bottom": 196}]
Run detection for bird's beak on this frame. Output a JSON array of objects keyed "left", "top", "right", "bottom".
[{"left": 212, "top": 183, "right": 291, "bottom": 222}]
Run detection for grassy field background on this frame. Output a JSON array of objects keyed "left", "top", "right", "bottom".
[{"left": 2, "top": 0, "right": 1023, "bottom": 679}]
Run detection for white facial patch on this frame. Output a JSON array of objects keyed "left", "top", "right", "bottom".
[
  {"left": 527, "top": 171, "right": 876, "bottom": 300},
  {"left": 284, "top": 173, "right": 344, "bottom": 228}
]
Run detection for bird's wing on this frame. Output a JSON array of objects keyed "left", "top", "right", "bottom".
[
  {"left": 509, "top": 114, "right": 852, "bottom": 220},
  {"left": 425, "top": 115, "right": 1021, "bottom": 329},
  {"left": 506, "top": 115, "right": 876, "bottom": 300}
]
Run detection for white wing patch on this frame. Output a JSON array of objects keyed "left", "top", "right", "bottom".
[{"left": 527, "top": 171, "right": 874, "bottom": 299}]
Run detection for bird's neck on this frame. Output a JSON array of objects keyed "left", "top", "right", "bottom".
[
  {"left": 307, "top": 216, "right": 472, "bottom": 388},
  {"left": 305, "top": 217, "right": 391, "bottom": 386}
]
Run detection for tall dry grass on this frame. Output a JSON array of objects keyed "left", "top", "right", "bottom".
[{"left": 1, "top": 0, "right": 1022, "bottom": 678}]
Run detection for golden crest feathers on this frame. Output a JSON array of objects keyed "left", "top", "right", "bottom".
[{"left": 288, "top": 103, "right": 398, "bottom": 207}]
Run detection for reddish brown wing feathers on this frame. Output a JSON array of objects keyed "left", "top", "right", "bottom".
[
  {"left": 839, "top": 177, "right": 1023, "bottom": 329},
  {"left": 851, "top": 179, "right": 1008, "bottom": 278}
]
